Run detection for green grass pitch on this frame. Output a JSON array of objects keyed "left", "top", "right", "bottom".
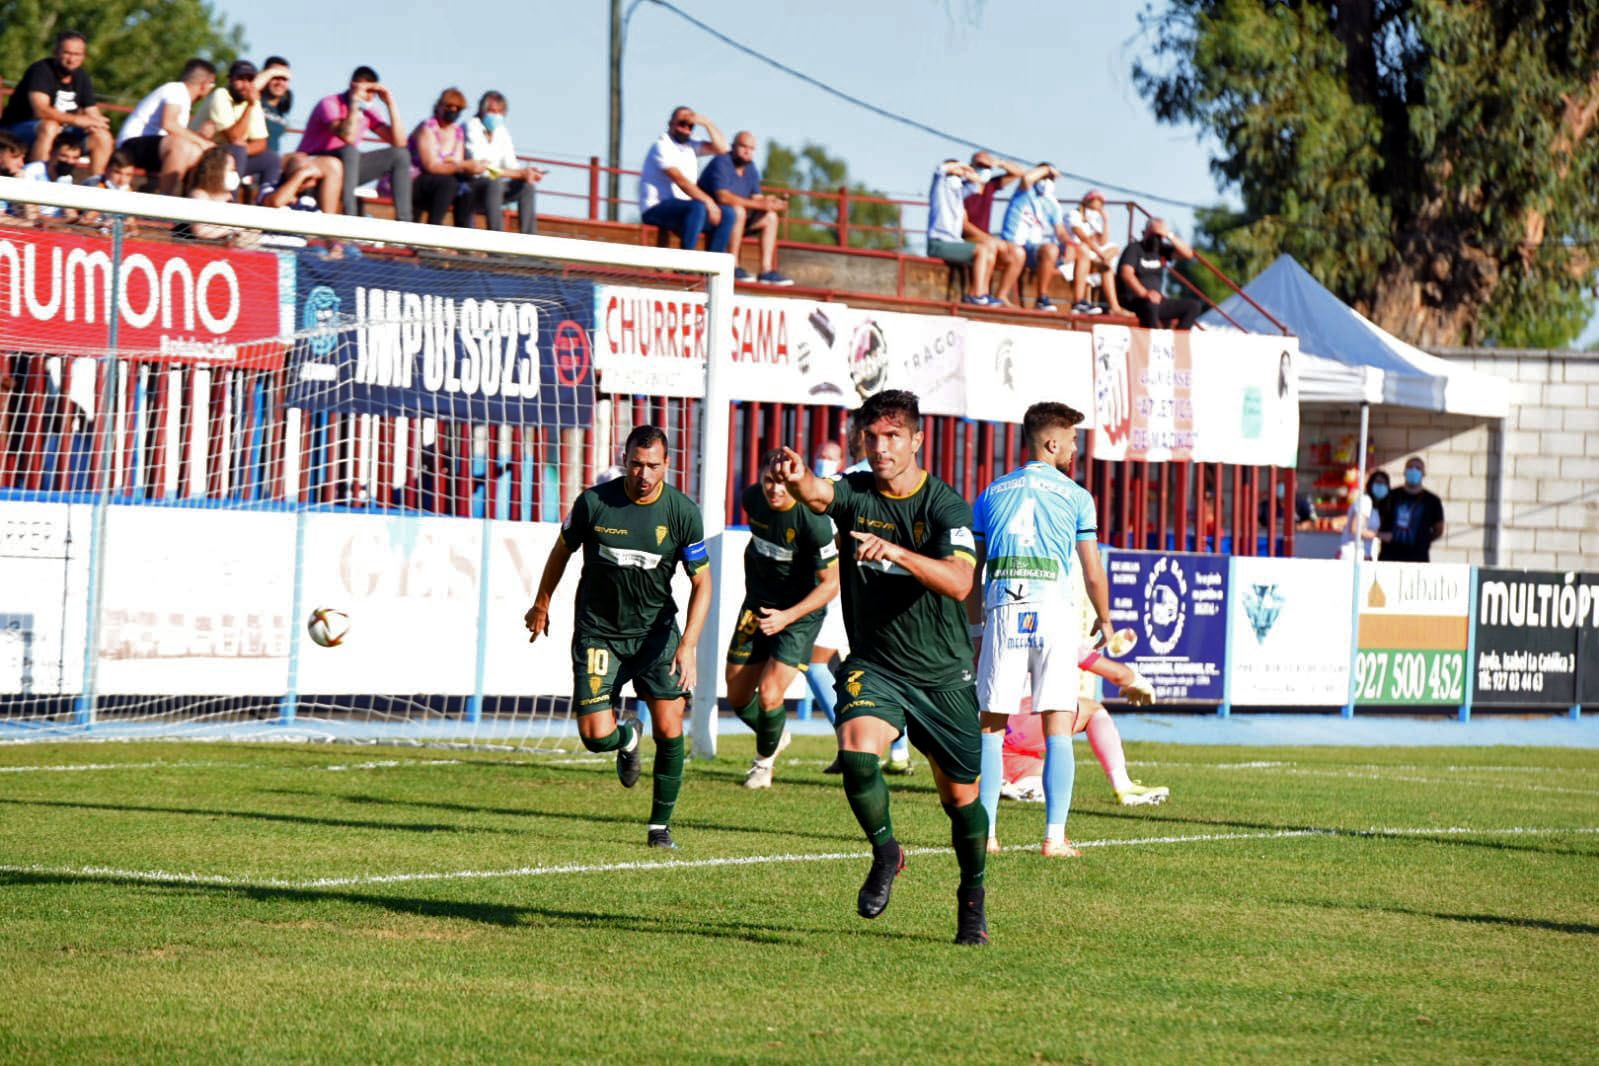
[{"left": 1, "top": 737, "right": 1595, "bottom": 1063}]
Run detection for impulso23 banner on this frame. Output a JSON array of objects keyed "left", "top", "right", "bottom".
[
  {"left": 1354, "top": 562, "right": 1470, "bottom": 706},
  {"left": 287, "top": 253, "right": 596, "bottom": 425},
  {"left": 1103, "top": 549, "right": 1228, "bottom": 703},
  {"left": 1472, "top": 569, "right": 1586, "bottom": 707}
]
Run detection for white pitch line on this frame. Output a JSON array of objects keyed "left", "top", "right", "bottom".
[
  {"left": 1278, "top": 767, "right": 1599, "bottom": 798},
  {"left": 3, "top": 825, "right": 1594, "bottom": 893}
]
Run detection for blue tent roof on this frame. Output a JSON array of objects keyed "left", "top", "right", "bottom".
[{"left": 1201, "top": 254, "right": 1507, "bottom": 417}]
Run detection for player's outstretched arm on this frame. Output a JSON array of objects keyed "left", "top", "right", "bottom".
[
  {"left": 1076, "top": 540, "right": 1115, "bottom": 646},
  {"left": 524, "top": 537, "right": 575, "bottom": 643},
  {"left": 775, "top": 445, "right": 834, "bottom": 513},
  {"left": 851, "top": 531, "right": 975, "bottom": 601},
  {"left": 673, "top": 565, "right": 713, "bottom": 689}
]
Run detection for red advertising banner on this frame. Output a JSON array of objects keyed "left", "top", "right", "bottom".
[{"left": 0, "top": 226, "right": 286, "bottom": 368}]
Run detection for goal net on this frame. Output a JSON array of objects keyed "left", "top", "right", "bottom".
[{"left": 0, "top": 177, "right": 733, "bottom": 754}]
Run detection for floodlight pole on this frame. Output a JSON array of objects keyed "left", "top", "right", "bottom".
[{"left": 607, "top": 0, "right": 623, "bottom": 222}]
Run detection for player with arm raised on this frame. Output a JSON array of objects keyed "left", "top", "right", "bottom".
[
  {"left": 524, "top": 425, "right": 712, "bottom": 850},
  {"left": 969, "top": 401, "right": 1113, "bottom": 858},
  {"left": 776, "top": 390, "right": 991, "bottom": 946},
  {"left": 727, "top": 450, "right": 841, "bottom": 790}
]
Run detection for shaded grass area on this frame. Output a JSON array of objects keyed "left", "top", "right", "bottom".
[{"left": 1, "top": 740, "right": 1596, "bottom": 1064}]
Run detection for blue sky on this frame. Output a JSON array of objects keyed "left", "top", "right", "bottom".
[
  {"left": 212, "top": 0, "right": 1597, "bottom": 345},
  {"left": 213, "top": 0, "right": 1223, "bottom": 237}
]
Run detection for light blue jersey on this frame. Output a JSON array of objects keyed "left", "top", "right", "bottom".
[{"left": 972, "top": 461, "right": 1097, "bottom": 609}]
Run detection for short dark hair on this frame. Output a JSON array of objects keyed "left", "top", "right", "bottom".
[
  {"left": 351, "top": 65, "right": 379, "bottom": 84},
  {"left": 857, "top": 389, "right": 920, "bottom": 431},
  {"left": 181, "top": 58, "right": 216, "bottom": 82},
  {"left": 669, "top": 105, "right": 692, "bottom": 122},
  {"left": 263, "top": 55, "right": 290, "bottom": 69},
  {"left": 478, "top": 90, "right": 507, "bottom": 115},
  {"left": 0, "top": 130, "right": 24, "bottom": 156},
  {"left": 1023, "top": 401, "right": 1085, "bottom": 441},
  {"left": 624, "top": 424, "right": 669, "bottom": 455},
  {"left": 759, "top": 447, "right": 786, "bottom": 470},
  {"left": 55, "top": 30, "right": 87, "bottom": 49},
  {"left": 106, "top": 148, "right": 135, "bottom": 171}
]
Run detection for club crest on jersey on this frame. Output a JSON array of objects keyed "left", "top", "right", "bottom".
[
  {"left": 912, "top": 520, "right": 926, "bottom": 546},
  {"left": 655, "top": 525, "right": 668, "bottom": 545},
  {"left": 785, "top": 527, "right": 796, "bottom": 544},
  {"left": 846, "top": 670, "right": 864, "bottom": 698},
  {"left": 588, "top": 675, "right": 604, "bottom": 697}
]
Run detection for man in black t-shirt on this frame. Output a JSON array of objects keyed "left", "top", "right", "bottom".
[
  {"left": 0, "top": 31, "right": 113, "bottom": 175},
  {"left": 1115, "top": 218, "right": 1203, "bottom": 330},
  {"left": 1377, "top": 456, "right": 1446, "bottom": 562}
]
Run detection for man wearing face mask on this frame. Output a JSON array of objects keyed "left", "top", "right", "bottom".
[
  {"left": 638, "top": 106, "right": 729, "bottom": 250},
  {"left": 1115, "top": 218, "right": 1203, "bottom": 330},
  {"left": 192, "top": 59, "right": 286, "bottom": 191},
  {"left": 1377, "top": 457, "right": 1445, "bottom": 562},
  {"left": 19, "top": 135, "right": 83, "bottom": 220},
  {"left": 298, "top": 66, "right": 411, "bottom": 220},
  {"left": 462, "top": 91, "right": 545, "bottom": 235},
  {"left": 998, "top": 163, "right": 1074, "bottom": 312}
]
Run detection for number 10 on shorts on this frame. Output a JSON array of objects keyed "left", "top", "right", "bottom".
[{"left": 586, "top": 647, "right": 610, "bottom": 676}]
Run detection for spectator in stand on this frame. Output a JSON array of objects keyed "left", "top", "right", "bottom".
[
  {"left": 698, "top": 130, "right": 792, "bottom": 285},
  {"left": 963, "top": 151, "right": 1024, "bottom": 236},
  {"left": 78, "top": 148, "right": 139, "bottom": 232},
  {"left": 0, "top": 132, "right": 27, "bottom": 221},
  {"left": 461, "top": 90, "right": 545, "bottom": 234},
  {"left": 180, "top": 145, "right": 252, "bottom": 244},
  {"left": 927, "top": 158, "right": 1001, "bottom": 306},
  {"left": 19, "top": 135, "right": 83, "bottom": 220},
  {"left": 116, "top": 58, "right": 217, "bottom": 196},
  {"left": 258, "top": 152, "right": 325, "bottom": 212},
  {"left": 638, "top": 106, "right": 728, "bottom": 250},
  {"left": 0, "top": 31, "right": 113, "bottom": 176},
  {"left": 1115, "top": 218, "right": 1203, "bottom": 330},
  {"left": 297, "top": 66, "right": 412, "bottom": 221},
  {"left": 403, "top": 88, "right": 480, "bottom": 226},
  {"left": 1377, "top": 457, "right": 1445, "bottom": 562},
  {"left": 997, "top": 162, "right": 1074, "bottom": 312},
  {"left": 260, "top": 57, "right": 293, "bottom": 154},
  {"left": 1340, "top": 469, "right": 1388, "bottom": 561},
  {"left": 192, "top": 59, "right": 286, "bottom": 192},
  {"left": 1065, "top": 190, "right": 1124, "bottom": 315}
]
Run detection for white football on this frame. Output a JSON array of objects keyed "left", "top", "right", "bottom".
[{"left": 307, "top": 607, "right": 351, "bottom": 648}]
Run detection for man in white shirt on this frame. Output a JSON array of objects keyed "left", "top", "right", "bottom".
[
  {"left": 460, "top": 90, "right": 546, "bottom": 235},
  {"left": 926, "top": 159, "right": 1001, "bottom": 306},
  {"left": 1063, "top": 189, "right": 1124, "bottom": 315},
  {"left": 637, "top": 106, "right": 728, "bottom": 249},
  {"left": 116, "top": 58, "right": 217, "bottom": 195},
  {"left": 19, "top": 136, "right": 82, "bottom": 220}
]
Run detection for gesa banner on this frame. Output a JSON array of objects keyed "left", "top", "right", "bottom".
[
  {"left": 591, "top": 285, "right": 856, "bottom": 402},
  {"left": 1091, "top": 325, "right": 1299, "bottom": 466},
  {"left": 1103, "top": 549, "right": 1228, "bottom": 703},
  {"left": 1472, "top": 568, "right": 1587, "bottom": 707},
  {"left": 0, "top": 224, "right": 287, "bottom": 367},
  {"left": 288, "top": 254, "right": 595, "bottom": 425}
]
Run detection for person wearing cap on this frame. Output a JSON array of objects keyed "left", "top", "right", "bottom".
[
  {"left": 1064, "top": 190, "right": 1124, "bottom": 315},
  {"left": 297, "top": 65, "right": 412, "bottom": 220},
  {"left": 192, "top": 58, "right": 288, "bottom": 191}
]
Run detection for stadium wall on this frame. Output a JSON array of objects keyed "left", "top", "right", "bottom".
[{"left": 1297, "top": 348, "right": 1599, "bottom": 571}]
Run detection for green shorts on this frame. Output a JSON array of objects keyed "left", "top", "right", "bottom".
[
  {"left": 571, "top": 625, "right": 688, "bottom": 715},
  {"left": 726, "top": 603, "right": 825, "bottom": 668},
  {"left": 834, "top": 658, "right": 981, "bottom": 783},
  {"left": 927, "top": 237, "right": 977, "bottom": 266}
]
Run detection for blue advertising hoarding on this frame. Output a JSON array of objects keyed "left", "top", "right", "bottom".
[
  {"left": 1103, "top": 549, "right": 1229, "bottom": 703},
  {"left": 287, "top": 253, "right": 595, "bottom": 425}
]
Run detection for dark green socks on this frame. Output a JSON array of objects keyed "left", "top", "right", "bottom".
[
  {"left": 734, "top": 693, "right": 762, "bottom": 734},
  {"left": 581, "top": 719, "right": 631, "bottom": 754},
  {"left": 840, "top": 750, "right": 894, "bottom": 846},
  {"left": 944, "top": 800, "right": 988, "bottom": 891},
  {"left": 648, "top": 734, "right": 685, "bottom": 826},
  {"left": 754, "top": 705, "right": 787, "bottom": 759}
]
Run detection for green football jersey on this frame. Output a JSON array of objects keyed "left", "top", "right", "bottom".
[
  {"left": 562, "top": 478, "right": 709, "bottom": 639},
  {"left": 741, "top": 483, "right": 838, "bottom": 617},
  {"left": 825, "top": 469, "right": 978, "bottom": 687}
]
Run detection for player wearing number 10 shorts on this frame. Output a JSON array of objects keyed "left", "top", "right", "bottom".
[{"left": 970, "top": 401, "right": 1115, "bottom": 857}]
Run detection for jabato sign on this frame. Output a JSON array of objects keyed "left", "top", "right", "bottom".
[{"left": 287, "top": 254, "right": 594, "bottom": 425}]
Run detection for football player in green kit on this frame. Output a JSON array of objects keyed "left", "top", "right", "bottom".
[
  {"left": 775, "top": 390, "right": 990, "bottom": 946},
  {"left": 727, "top": 449, "right": 840, "bottom": 790},
  {"left": 525, "top": 425, "right": 713, "bottom": 850}
]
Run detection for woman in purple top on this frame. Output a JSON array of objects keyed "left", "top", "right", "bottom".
[{"left": 404, "top": 87, "right": 483, "bottom": 226}]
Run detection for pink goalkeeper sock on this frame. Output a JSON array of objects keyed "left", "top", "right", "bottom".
[{"left": 1086, "top": 710, "right": 1133, "bottom": 792}]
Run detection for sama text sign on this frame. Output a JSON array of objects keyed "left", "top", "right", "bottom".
[
  {"left": 287, "top": 254, "right": 595, "bottom": 424},
  {"left": 1103, "top": 549, "right": 1228, "bottom": 703}
]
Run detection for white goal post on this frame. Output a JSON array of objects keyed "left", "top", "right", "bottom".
[{"left": 0, "top": 176, "right": 734, "bottom": 757}]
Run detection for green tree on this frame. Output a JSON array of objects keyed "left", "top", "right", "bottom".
[
  {"left": 761, "top": 140, "right": 904, "bottom": 252},
  {"left": 1135, "top": 1, "right": 1599, "bottom": 348},
  {"left": 1, "top": 0, "right": 244, "bottom": 111}
]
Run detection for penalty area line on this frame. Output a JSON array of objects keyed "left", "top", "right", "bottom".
[{"left": 4, "top": 825, "right": 1595, "bottom": 893}]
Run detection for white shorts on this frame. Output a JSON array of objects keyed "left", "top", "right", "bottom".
[{"left": 977, "top": 600, "right": 1081, "bottom": 715}]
